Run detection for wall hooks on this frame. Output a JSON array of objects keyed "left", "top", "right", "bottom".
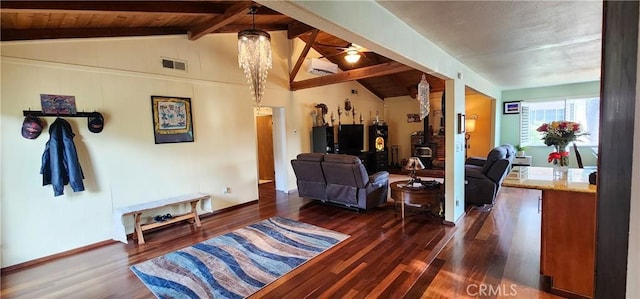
[{"left": 22, "top": 110, "right": 104, "bottom": 133}]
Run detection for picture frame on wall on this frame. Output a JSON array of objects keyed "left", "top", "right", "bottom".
[
  {"left": 457, "top": 113, "right": 466, "bottom": 134},
  {"left": 151, "top": 95, "right": 194, "bottom": 144},
  {"left": 40, "top": 94, "right": 77, "bottom": 115},
  {"left": 503, "top": 101, "right": 522, "bottom": 114},
  {"left": 407, "top": 113, "right": 420, "bottom": 123}
]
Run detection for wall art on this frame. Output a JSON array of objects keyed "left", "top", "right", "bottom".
[{"left": 151, "top": 96, "right": 194, "bottom": 144}]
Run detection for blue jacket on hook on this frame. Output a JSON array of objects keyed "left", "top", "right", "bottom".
[{"left": 41, "top": 118, "right": 85, "bottom": 196}]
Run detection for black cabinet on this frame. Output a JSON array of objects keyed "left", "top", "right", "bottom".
[
  {"left": 368, "top": 124, "right": 388, "bottom": 172},
  {"left": 312, "top": 126, "right": 335, "bottom": 153},
  {"left": 337, "top": 124, "right": 364, "bottom": 156}
]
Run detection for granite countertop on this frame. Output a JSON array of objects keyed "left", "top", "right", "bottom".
[{"left": 502, "top": 166, "right": 597, "bottom": 194}]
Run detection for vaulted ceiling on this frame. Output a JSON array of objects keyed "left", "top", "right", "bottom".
[{"left": 0, "top": 1, "right": 444, "bottom": 99}]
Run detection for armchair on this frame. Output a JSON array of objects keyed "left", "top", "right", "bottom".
[{"left": 465, "top": 144, "right": 515, "bottom": 205}]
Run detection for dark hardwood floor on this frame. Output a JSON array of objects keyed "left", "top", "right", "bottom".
[{"left": 1, "top": 183, "right": 561, "bottom": 298}]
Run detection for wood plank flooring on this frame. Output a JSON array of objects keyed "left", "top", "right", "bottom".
[{"left": 1, "top": 183, "right": 561, "bottom": 298}]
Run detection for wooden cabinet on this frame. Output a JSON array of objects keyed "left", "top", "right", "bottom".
[
  {"left": 312, "top": 126, "right": 335, "bottom": 153},
  {"left": 337, "top": 124, "right": 364, "bottom": 156},
  {"left": 502, "top": 167, "right": 597, "bottom": 298},
  {"left": 368, "top": 124, "right": 388, "bottom": 172},
  {"left": 540, "top": 190, "right": 596, "bottom": 298}
]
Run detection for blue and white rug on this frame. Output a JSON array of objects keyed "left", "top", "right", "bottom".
[{"left": 131, "top": 216, "right": 349, "bottom": 299}]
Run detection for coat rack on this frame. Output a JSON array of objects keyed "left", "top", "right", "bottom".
[
  {"left": 23, "top": 109, "right": 104, "bottom": 134},
  {"left": 23, "top": 110, "right": 97, "bottom": 118}
]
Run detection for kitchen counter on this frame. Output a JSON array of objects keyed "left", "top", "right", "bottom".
[
  {"left": 502, "top": 166, "right": 596, "bottom": 194},
  {"left": 501, "top": 166, "right": 597, "bottom": 298}
]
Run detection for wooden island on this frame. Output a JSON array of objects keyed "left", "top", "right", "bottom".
[{"left": 502, "top": 167, "right": 597, "bottom": 298}]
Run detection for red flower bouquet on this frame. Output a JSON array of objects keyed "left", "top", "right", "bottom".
[{"left": 537, "top": 121, "right": 587, "bottom": 167}]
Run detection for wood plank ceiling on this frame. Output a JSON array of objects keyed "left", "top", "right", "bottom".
[{"left": 0, "top": 1, "right": 444, "bottom": 99}]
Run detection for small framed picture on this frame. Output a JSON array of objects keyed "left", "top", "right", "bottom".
[
  {"left": 407, "top": 113, "right": 420, "bottom": 123},
  {"left": 151, "top": 96, "right": 194, "bottom": 144},
  {"left": 40, "top": 94, "right": 77, "bottom": 115},
  {"left": 503, "top": 101, "right": 521, "bottom": 114},
  {"left": 457, "top": 113, "right": 466, "bottom": 134}
]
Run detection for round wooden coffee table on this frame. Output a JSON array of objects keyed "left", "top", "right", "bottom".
[{"left": 390, "top": 180, "right": 444, "bottom": 219}]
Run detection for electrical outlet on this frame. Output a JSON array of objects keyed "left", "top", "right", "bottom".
[
  {"left": 224, "top": 187, "right": 231, "bottom": 194},
  {"left": 455, "top": 199, "right": 460, "bottom": 207}
]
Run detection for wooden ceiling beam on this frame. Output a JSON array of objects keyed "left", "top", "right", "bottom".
[
  {"left": 290, "top": 29, "right": 319, "bottom": 83},
  {"left": 188, "top": 1, "right": 254, "bottom": 41},
  {"left": 212, "top": 24, "right": 288, "bottom": 34},
  {"left": 1, "top": 27, "right": 186, "bottom": 41},
  {"left": 290, "top": 61, "right": 413, "bottom": 91},
  {"left": 0, "top": 1, "right": 227, "bottom": 15},
  {"left": 287, "top": 21, "right": 314, "bottom": 39}
]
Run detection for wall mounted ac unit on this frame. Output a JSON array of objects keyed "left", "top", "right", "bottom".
[{"left": 307, "top": 58, "right": 338, "bottom": 75}]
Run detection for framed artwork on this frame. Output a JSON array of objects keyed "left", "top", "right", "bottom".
[
  {"left": 503, "top": 101, "right": 521, "bottom": 114},
  {"left": 407, "top": 113, "right": 420, "bottom": 123},
  {"left": 457, "top": 113, "right": 466, "bottom": 134},
  {"left": 151, "top": 96, "right": 194, "bottom": 144},
  {"left": 40, "top": 94, "right": 77, "bottom": 115}
]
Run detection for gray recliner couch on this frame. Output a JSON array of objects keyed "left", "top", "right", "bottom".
[
  {"left": 465, "top": 144, "right": 515, "bottom": 206},
  {"left": 291, "top": 153, "right": 389, "bottom": 210}
]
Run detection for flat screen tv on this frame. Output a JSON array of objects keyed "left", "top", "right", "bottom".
[{"left": 338, "top": 124, "right": 364, "bottom": 155}]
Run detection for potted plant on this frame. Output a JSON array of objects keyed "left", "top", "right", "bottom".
[{"left": 515, "top": 144, "right": 527, "bottom": 157}]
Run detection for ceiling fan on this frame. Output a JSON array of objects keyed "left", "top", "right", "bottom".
[{"left": 314, "top": 42, "right": 372, "bottom": 63}]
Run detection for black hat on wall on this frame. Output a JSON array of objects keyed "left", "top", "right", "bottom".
[
  {"left": 88, "top": 112, "right": 104, "bottom": 133},
  {"left": 21, "top": 115, "right": 43, "bottom": 139}
]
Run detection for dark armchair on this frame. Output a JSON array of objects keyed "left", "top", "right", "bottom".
[{"left": 465, "top": 144, "right": 515, "bottom": 205}]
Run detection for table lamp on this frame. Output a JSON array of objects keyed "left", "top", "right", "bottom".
[{"left": 404, "top": 157, "right": 425, "bottom": 186}]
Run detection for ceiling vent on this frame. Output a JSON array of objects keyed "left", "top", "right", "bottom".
[
  {"left": 307, "top": 58, "right": 338, "bottom": 75},
  {"left": 161, "top": 58, "right": 187, "bottom": 71}
]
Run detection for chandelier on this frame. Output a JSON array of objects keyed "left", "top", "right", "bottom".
[
  {"left": 417, "top": 74, "right": 430, "bottom": 119},
  {"left": 238, "top": 6, "right": 272, "bottom": 107}
]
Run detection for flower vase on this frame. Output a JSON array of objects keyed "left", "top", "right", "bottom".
[{"left": 551, "top": 144, "right": 570, "bottom": 178}]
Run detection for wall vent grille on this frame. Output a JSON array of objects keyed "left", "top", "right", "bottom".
[{"left": 161, "top": 58, "right": 187, "bottom": 71}]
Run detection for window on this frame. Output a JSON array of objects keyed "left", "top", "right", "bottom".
[{"left": 520, "top": 97, "right": 600, "bottom": 146}]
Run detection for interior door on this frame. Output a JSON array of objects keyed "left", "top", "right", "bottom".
[{"left": 256, "top": 115, "right": 275, "bottom": 181}]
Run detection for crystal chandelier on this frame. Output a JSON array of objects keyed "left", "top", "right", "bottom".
[
  {"left": 417, "top": 74, "right": 430, "bottom": 119},
  {"left": 238, "top": 6, "right": 272, "bottom": 107}
]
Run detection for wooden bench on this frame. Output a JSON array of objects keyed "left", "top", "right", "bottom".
[{"left": 114, "top": 193, "right": 211, "bottom": 244}]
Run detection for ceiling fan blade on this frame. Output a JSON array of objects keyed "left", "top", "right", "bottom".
[
  {"left": 314, "top": 42, "right": 351, "bottom": 50},
  {"left": 317, "top": 50, "right": 347, "bottom": 59}
]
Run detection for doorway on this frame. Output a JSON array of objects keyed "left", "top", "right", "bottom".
[
  {"left": 255, "top": 107, "right": 289, "bottom": 197},
  {"left": 256, "top": 110, "right": 275, "bottom": 184}
]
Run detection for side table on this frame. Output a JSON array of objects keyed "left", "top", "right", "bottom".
[{"left": 390, "top": 180, "right": 444, "bottom": 219}]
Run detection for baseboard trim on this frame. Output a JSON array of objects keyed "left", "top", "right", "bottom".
[
  {"left": 1, "top": 239, "right": 117, "bottom": 274},
  {"left": 0, "top": 200, "right": 260, "bottom": 274}
]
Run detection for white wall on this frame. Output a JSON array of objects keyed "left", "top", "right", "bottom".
[
  {"left": 0, "top": 34, "right": 268, "bottom": 266},
  {"left": 0, "top": 33, "right": 386, "bottom": 267}
]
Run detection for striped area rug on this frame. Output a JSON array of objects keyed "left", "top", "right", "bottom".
[{"left": 131, "top": 217, "right": 349, "bottom": 299}]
